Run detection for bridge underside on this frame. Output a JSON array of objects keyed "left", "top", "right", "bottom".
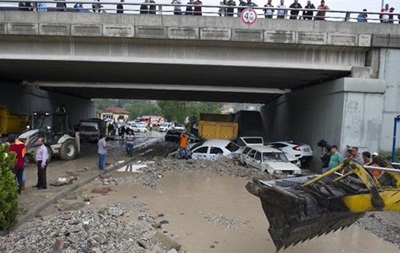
[{"left": 0, "top": 58, "right": 350, "bottom": 103}]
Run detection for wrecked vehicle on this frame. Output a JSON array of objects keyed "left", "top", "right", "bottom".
[
  {"left": 246, "top": 157, "right": 400, "bottom": 251},
  {"left": 165, "top": 139, "right": 242, "bottom": 161}
]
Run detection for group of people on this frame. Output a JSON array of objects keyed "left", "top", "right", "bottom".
[
  {"left": 7, "top": 134, "right": 49, "bottom": 195},
  {"left": 16, "top": 0, "right": 400, "bottom": 23},
  {"left": 320, "top": 145, "right": 381, "bottom": 174},
  {"left": 218, "top": 0, "right": 329, "bottom": 20}
]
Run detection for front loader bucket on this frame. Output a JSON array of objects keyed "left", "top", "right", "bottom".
[{"left": 246, "top": 177, "right": 365, "bottom": 251}]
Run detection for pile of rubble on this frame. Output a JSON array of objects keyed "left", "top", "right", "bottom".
[
  {"left": 0, "top": 203, "right": 173, "bottom": 253},
  {"left": 99, "top": 157, "right": 274, "bottom": 190}
]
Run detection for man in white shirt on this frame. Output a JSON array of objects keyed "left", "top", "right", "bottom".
[
  {"left": 35, "top": 137, "right": 49, "bottom": 189},
  {"left": 97, "top": 134, "right": 109, "bottom": 171},
  {"left": 277, "top": 0, "right": 286, "bottom": 19}
]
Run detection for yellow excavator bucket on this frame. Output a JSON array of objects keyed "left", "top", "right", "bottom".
[{"left": 246, "top": 158, "right": 400, "bottom": 251}]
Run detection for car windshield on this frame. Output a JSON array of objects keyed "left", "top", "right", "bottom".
[
  {"left": 262, "top": 152, "right": 289, "bottom": 162},
  {"left": 190, "top": 141, "right": 204, "bottom": 150},
  {"left": 225, "top": 141, "right": 240, "bottom": 152}
]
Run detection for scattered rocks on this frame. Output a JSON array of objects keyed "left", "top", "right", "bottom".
[
  {"left": 154, "top": 230, "right": 182, "bottom": 251},
  {"left": 199, "top": 212, "right": 246, "bottom": 230},
  {"left": 108, "top": 207, "right": 124, "bottom": 217},
  {"left": 0, "top": 207, "right": 165, "bottom": 253}
]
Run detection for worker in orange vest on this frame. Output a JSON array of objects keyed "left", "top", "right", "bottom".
[{"left": 178, "top": 131, "right": 190, "bottom": 159}]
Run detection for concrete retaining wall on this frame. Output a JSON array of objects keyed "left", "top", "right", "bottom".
[{"left": 261, "top": 77, "right": 386, "bottom": 171}]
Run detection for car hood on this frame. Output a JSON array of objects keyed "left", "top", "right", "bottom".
[{"left": 264, "top": 162, "right": 300, "bottom": 171}]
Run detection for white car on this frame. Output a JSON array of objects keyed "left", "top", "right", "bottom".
[
  {"left": 159, "top": 122, "right": 173, "bottom": 132},
  {"left": 266, "top": 141, "right": 313, "bottom": 167},
  {"left": 173, "top": 124, "right": 185, "bottom": 131},
  {"left": 190, "top": 139, "right": 242, "bottom": 161},
  {"left": 165, "top": 139, "right": 242, "bottom": 161},
  {"left": 126, "top": 123, "right": 148, "bottom": 133},
  {"left": 240, "top": 145, "right": 301, "bottom": 175}
]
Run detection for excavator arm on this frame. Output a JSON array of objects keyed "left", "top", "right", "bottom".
[{"left": 246, "top": 158, "right": 400, "bottom": 251}]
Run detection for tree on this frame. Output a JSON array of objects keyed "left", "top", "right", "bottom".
[
  {"left": 0, "top": 143, "right": 19, "bottom": 230},
  {"left": 157, "top": 101, "right": 222, "bottom": 123},
  {"left": 125, "top": 101, "right": 161, "bottom": 120}
]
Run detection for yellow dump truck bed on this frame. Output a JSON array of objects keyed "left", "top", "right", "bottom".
[{"left": 198, "top": 121, "right": 238, "bottom": 140}]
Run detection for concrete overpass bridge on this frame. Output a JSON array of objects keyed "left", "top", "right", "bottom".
[{"left": 0, "top": 9, "right": 399, "bottom": 167}]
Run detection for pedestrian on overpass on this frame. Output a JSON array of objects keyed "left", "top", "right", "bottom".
[{"left": 125, "top": 130, "right": 135, "bottom": 157}]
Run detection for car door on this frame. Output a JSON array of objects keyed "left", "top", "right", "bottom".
[
  {"left": 209, "top": 146, "right": 224, "bottom": 161},
  {"left": 246, "top": 149, "right": 257, "bottom": 167},
  {"left": 191, "top": 146, "right": 209, "bottom": 160}
]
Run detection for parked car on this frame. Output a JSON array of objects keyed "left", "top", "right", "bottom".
[
  {"left": 165, "top": 139, "right": 243, "bottom": 161},
  {"left": 240, "top": 145, "right": 301, "bottom": 175},
  {"left": 266, "top": 141, "right": 313, "bottom": 167},
  {"left": 126, "top": 123, "right": 148, "bottom": 133},
  {"left": 190, "top": 139, "right": 242, "bottom": 161},
  {"left": 159, "top": 122, "right": 173, "bottom": 132},
  {"left": 77, "top": 118, "right": 106, "bottom": 142},
  {"left": 173, "top": 124, "right": 185, "bottom": 131},
  {"left": 164, "top": 129, "right": 199, "bottom": 143}
]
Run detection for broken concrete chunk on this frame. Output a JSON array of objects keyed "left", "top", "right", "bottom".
[{"left": 154, "top": 230, "right": 181, "bottom": 251}]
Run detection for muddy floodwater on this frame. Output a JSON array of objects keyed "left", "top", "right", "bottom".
[{"left": 83, "top": 171, "right": 400, "bottom": 253}]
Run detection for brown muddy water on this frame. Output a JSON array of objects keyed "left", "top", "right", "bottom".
[{"left": 82, "top": 171, "right": 400, "bottom": 253}]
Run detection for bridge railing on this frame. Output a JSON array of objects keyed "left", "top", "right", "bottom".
[{"left": 0, "top": 0, "right": 399, "bottom": 24}]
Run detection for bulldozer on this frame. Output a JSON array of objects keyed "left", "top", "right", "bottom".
[
  {"left": 246, "top": 157, "right": 400, "bottom": 251},
  {"left": 18, "top": 107, "right": 79, "bottom": 163}
]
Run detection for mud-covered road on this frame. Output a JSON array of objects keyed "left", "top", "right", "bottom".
[{"left": 2, "top": 133, "right": 400, "bottom": 253}]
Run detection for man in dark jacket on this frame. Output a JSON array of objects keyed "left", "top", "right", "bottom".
[
  {"left": 302, "top": 0, "right": 315, "bottom": 20},
  {"left": 289, "top": 0, "right": 302, "bottom": 19}
]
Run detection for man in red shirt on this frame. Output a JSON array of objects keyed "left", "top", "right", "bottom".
[
  {"left": 8, "top": 134, "right": 28, "bottom": 194},
  {"left": 315, "top": 0, "right": 329, "bottom": 20}
]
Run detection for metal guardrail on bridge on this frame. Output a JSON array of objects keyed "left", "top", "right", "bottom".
[{"left": 0, "top": 0, "right": 399, "bottom": 23}]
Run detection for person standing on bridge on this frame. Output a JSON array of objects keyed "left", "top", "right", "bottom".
[
  {"left": 56, "top": 0, "right": 67, "bottom": 12},
  {"left": 185, "top": 0, "right": 194, "bottom": 15},
  {"left": 226, "top": 0, "right": 236, "bottom": 17},
  {"left": 92, "top": 0, "right": 102, "bottom": 13},
  {"left": 193, "top": 0, "right": 202, "bottom": 15},
  {"left": 276, "top": 0, "right": 287, "bottom": 19},
  {"left": 380, "top": 3, "right": 390, "bottom": 23},
  {"left": 357, "top": 9, "right": 368, "bottom": 22},
  {"left": 289, "top": 0, "right": 302, "bottom": 19},
  {"left": 117, "top": 0, "right": 124, "bottom": 14},
  {"left": 302, "top": 0, "right": 315, "bottom": 20},
  {"left": 172, "top": 0, "right": 182, "bottom": 15},
  {"left": 314, "top": 0, "right": 329, "bottom": 20},
  {"left": 264, "top": 0, "right": 274, "bottom": 19}
]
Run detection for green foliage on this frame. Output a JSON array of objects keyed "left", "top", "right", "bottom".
[
  {"left": 125, "top": 101, "right": 161, "bottom": 120},
  {"left": 381, "top": 148, "right": 400, "bottom": 163},
  {"left": 0, "top": 143, "right": 19, "bottom": 230},
  {"left": 157, "top": 101, "right": 222, "bottom": 123}
]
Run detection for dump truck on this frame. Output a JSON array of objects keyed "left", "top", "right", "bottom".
[
  {"left": 198, "top": 113, "right": 238, "bottom": 140},
  {"left": 246, "top": 157, "right": 400, "bottom": 251},
  {"left": 0, "top": 105, "right": 29, "bottom": 136}
]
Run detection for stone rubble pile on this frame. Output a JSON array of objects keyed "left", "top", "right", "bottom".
[
  {"left": 101, "top": 157, "right": 274, "bottom": 190},
  {"left": 0, "top": 204, "right": 166, "bottom": 253}
]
